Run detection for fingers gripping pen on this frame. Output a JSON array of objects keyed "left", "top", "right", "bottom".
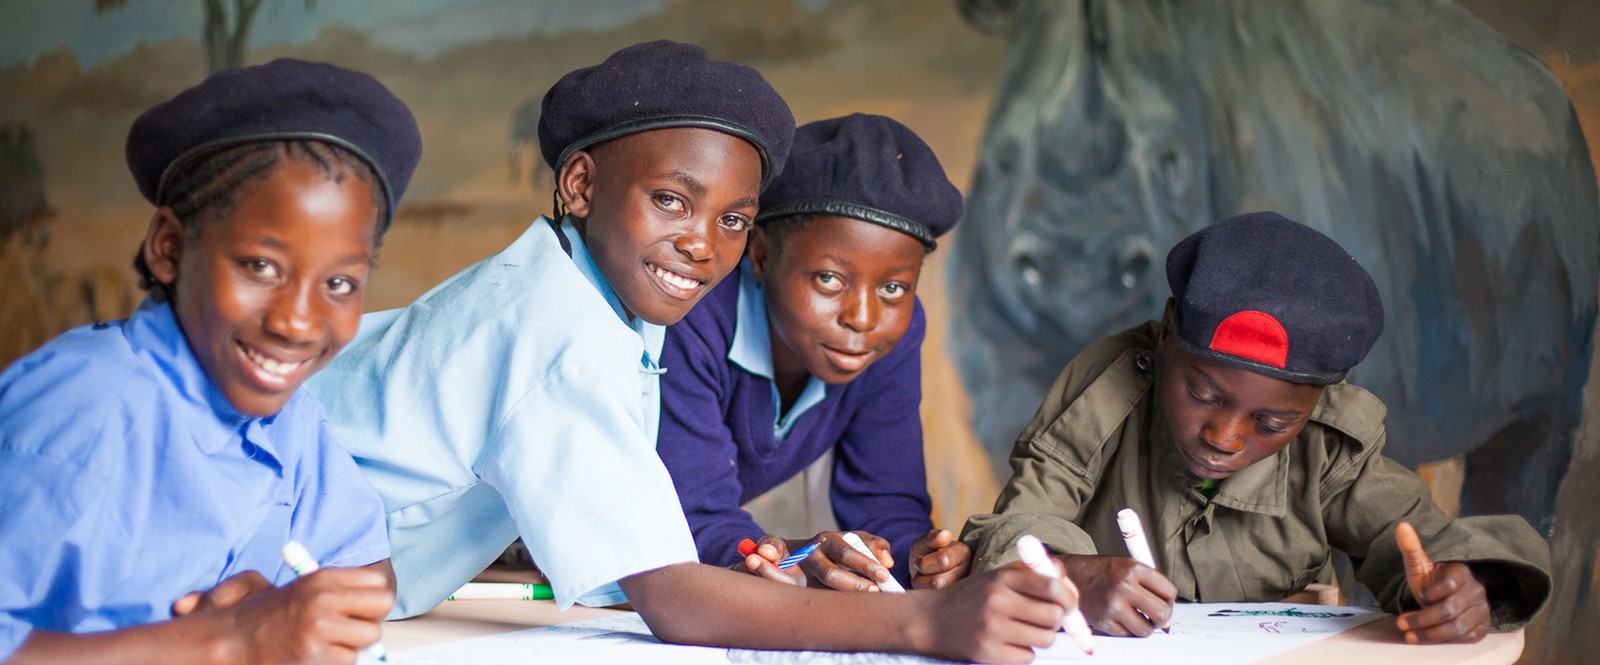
[
  {"left": 1016, "top": 534, "right": 1094, "bottom": 655},
  {"left": 1117, "top": 508, "right": 1171, "bottom": 633},
  {"left": 841, "top": 532, "right": 906, "bottom": 593},
  {"left": 282, "top": 542, "right": 389, "bottom": 662}
]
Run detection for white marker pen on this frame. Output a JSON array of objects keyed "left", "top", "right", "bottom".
[
  {"left": 1117, "top": 508, "right": 1171, "bottom": 632},
  {"left": 1015, "top": 534, "right": 1094, "bottom": 655},
  {"left": 840, "top": 532, "right": 906, "bottom": 593}
]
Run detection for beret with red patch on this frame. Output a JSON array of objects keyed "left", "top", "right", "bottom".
[{"left": 1165, "top": 211, "right": 1384, "bottom": 385}]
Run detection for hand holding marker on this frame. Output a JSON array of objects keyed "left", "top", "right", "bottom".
[
  {"left": 282, "top": 542, "right": 389, "bottom": 662},
  {"left": 840, "top": 532, "right": 906, "bottom": 593},
  {"left": 1117, "top": 508, "right": 1171, "bottom": 633},
  {"left": 739, "top": 537, "right": 816, "bottom": 584},
  {"left": 1015, "top": 534, "right": 1094, "bottom": 655}
]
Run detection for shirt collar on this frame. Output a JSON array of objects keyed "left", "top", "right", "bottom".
[
  {"left": 1152, "top": 389, "right": 1287, "bottom": 517},
  {"left": 553, "top": 215, "right": 664, "bottom": 371},
  {"left": 726, "top": 260, "right": 827, "bottom": 436},
  {"left": 728, "top": 260, "right": 773, "bottom": 377},
  {"left": 123, "top": 298, "right": 273, "bottom": 457}
]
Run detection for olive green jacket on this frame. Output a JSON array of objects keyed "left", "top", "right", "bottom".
[{"left": 962, "top": 323, "right": 1551, "bottom": 629}]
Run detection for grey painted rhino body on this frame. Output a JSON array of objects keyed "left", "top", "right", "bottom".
[{"left": 952, "top": 0, "right": 1598, "bottom": 532}]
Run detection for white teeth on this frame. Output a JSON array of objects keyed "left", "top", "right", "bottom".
[
  {"left": 652, "top": 266, "right": 700, "bottom": 290},
  {"left": 243, "top": 346, "right": 305, "bottom": 377}
]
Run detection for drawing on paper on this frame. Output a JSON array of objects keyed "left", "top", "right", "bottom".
[
  {"left": 726, "top": 650, "right": 942, "bottom": 664},
  {"left": 1208, "top": 607, "right": 1358, "bottom": 619}
]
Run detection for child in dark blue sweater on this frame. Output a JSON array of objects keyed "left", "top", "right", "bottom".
[{"left": 658, "top": 114, "right": 973, "bottom": 591}]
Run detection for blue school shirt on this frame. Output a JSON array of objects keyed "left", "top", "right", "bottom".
[
  {"left": 656, "top": 262, "right": 934, "bottom": 584},
  {"left": 0, "top": 299, "right": 389, "bottom": 660},
  {"left": 306, "top": 216, "right": 697, "bottom": 618}
]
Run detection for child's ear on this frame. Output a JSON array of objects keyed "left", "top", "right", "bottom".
[
  {"left": 141, "top": 208, "right": 184, "bottom": 289},
  {"left": 556, "top": 151, "right": 596, "bottom": 219},
  {"left": 747, "top": 225, "right": 772, "bottom": 282}
]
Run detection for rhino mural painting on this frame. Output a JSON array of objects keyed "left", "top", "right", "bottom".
[{"left": 950, "top": 0, "right": 1598, "bottom": 533}]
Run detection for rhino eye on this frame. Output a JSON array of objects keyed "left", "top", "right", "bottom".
[
  {"left": 1015, "top": 253, "right": 1044, "bottom": 290},
  {"left": 1116, "top": 236, "right": 1154, "bottom": 289},
  {"left": 990, "top": 137, "right": 1021, "bottom": 176},
  {"left": 1156, "top": 148, "right": 1191, "bottom": 199}
]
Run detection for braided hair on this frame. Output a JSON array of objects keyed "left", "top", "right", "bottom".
[{"left": 133, "top": 140, "right": 387, "bottom": 302}]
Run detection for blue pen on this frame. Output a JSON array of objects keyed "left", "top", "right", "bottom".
[{"left": 777, "top": 542, "right": 820, "bottom": 570}]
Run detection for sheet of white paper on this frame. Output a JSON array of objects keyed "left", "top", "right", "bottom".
[
  {"left": 390, "top": 602, "right": 1386, "bottom": 664},
  {"left": 1033, "top": 602, "right": 1387, "bottom": 663}
]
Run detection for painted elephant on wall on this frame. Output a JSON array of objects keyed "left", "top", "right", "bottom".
[{"left": 950, "top": 0, "right": 1598, "bottom": 533}]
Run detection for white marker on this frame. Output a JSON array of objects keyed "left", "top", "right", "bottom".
[
  {"left": 282, "top": 542, "right": 389, "bottom": 662},
  {"left": 1116, "top": 508, "right": 1158, "bottom": 570},
  {"left": 840, "top": 532, "right": 906, "bottom": 593},
  {"left": 1015, "top": 534, "right": 1094, "bottom": 655},
  {"left": 1116, "top": 508, "right": 1171, "bottom": 632}
]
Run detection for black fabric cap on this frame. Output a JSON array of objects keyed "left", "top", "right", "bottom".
[
  {"left": 755, "top": 113, "right": 961, "bottom": 250},
  {"left": 538, "top": 40, "right": 795, "bottom": 187},
  {"left": 126, "top": 58, "right": 422, "bottom": 232},
  {"left": 1165, "top": 211, "right": 1384, "bottom": 385}
]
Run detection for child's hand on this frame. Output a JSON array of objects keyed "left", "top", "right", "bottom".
[
  {"left": 172, "top": 570, "right": 275, "bottom": 616},
  {"left": 214, "top": 566, "right": 392, "bottom": 663},
  {"left": 920, "top": 563, "right": 1077, "bottom": 663},
  {"left": 910, "top": 529, "right": 972, "bottom": 589},
  {"left": 1395, "top": 521, "right": 1491, "bottom": 644},
  {"left": 1062, "top": 554, "right": 1176, "bottom": 636},
  {"left": 732, "top": 534, "right": 806, "bottom": 586},
  {"left": 798, "top": 530, "right": 895, "bottom": 592}
]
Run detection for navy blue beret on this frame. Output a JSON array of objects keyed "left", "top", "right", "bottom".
[
  {"left": 755, "top": 113, "right": 961, "bottom": 250},
  {"left": 538, "top": 40, "right": 794, "bottom": 187},
  {"left": 1165, "top": 211, "right": 1384, "bottom": 385},
  {"left": 126, "top": 58, "right": 421, "bottom": 232}
]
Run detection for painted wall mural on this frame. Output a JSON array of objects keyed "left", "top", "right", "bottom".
[{"left": 950, "top": 0, "right": 1598, "bottom": 536}]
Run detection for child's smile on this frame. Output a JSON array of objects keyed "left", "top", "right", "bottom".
[
  {"left": 647, "top": 260, "right": 710, "bottom": 300},
  {"left": 237, "top": 340, "right": 312, "bottom": 390}
]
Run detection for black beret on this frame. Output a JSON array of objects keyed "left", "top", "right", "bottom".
[
  {"left": 1165, "top": 211, "right": 1384, "bottom": 385},
  {"left": 538, "top": 40, "right": 794, "bottom": 187},
  {"left": 755, "top": 113, "right": 961, "bottom": 250},
  {"left": 126, "top": 58, "right": 421, "bottom": 232}
]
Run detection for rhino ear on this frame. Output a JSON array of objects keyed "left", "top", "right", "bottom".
[{"left": 956, "top": 0, "right": 1020, "bottom": 35}]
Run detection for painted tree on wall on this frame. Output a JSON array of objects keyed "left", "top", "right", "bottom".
[
  {"left": 0, "top": 125, "right": 136, "bottom": 368},
  {"left": 93, "top": 0, "right": 315, "bottom": 73}
]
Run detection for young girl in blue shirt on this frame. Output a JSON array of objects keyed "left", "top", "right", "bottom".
[{"left": 0, "top": 59, "right": 421, "bottom": 664}]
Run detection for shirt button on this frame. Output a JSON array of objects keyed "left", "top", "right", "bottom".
[
  {"left": 1135, "top": 352, "right": 1152, "bottom": 371},
  {"left": 92, "top": 321, "right": 110, "bottom": 330}
]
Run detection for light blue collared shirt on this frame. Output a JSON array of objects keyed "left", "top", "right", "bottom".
[
  {"left": 727, "top": 260, "right": 827, "bottom": 438},
  {"left": 308, "top": 217, "right": 696, "bottom": 617},
  {"left": 0, "top": 300, "right": 389, "bottom": 660}
]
